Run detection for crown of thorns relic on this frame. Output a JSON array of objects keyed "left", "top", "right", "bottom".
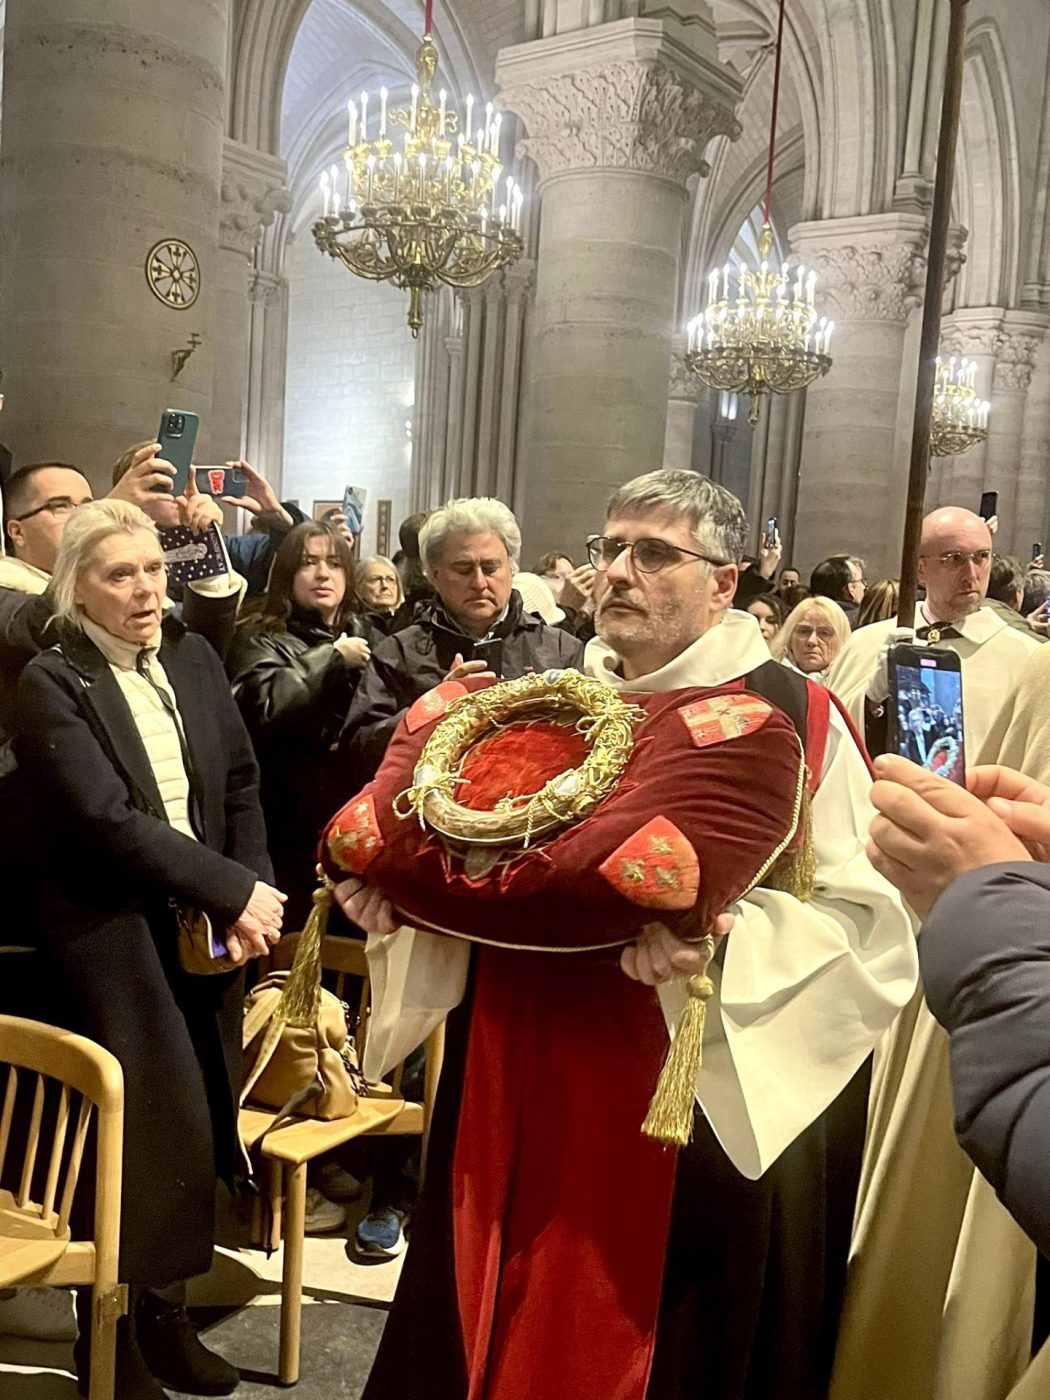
[{"left": 321, "top": 669, "right": 811, "bottom": 952}]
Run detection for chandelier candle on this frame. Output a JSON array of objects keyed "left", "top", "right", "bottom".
[
  {"left": 929, "top": 355, "right": 991, "bottom": 458},
  {"left": 314, "top": 4, "right": 523, "bottom": 335}
]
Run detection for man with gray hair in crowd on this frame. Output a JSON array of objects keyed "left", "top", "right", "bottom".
[{"left": 340, "top": 470, "right": 916, "bottom": 1400}]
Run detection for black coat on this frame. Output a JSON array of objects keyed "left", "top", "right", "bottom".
[
  {"left": 14, "top": 619, "right": 271, "bottom": 1286},
  {"left": 226, "top": 607, "right": 377, "bottom": 925},
  {"left": 339, "top": 591, "right": 585, "bottom": 785},
  {"left": 921, "top": 862, "right": 1050, "bottom": 1257}
]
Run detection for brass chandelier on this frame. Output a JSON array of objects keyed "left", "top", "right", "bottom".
[
  {"left": 929, "top": 355, "right": 990, "bottom": 457},
  {"left": 686, "top": 0, "right": 833, "bottom": 423},
  {"left": 313, "top": 0, "right": 523, "bottom": 336}
]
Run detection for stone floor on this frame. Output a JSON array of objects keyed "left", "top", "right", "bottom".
[{"left": 0, "top": 1193, "right": 402, "bottom": 1399}]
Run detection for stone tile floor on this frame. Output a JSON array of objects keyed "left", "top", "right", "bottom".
[{"left": 0, "top": 1194, "right": 401, "bottom": 1399}]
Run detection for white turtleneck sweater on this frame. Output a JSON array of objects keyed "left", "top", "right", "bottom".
[{"left": 80, "top": 616, "right": 195, "bottom": 841}]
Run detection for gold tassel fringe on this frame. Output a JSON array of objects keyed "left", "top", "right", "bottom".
[
  {"left": 763, "top": 780, "right": 816, "bottom": 902},
  {"left": 642, "top": 937, "right": 715, "bottom": 1147},
  {"left": 277, "top": 880, "right": 334, "bottom": 1028}
]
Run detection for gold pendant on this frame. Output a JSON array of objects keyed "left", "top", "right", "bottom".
[{"left": 926, "top": 628, "right": 941, "bottom": 644}]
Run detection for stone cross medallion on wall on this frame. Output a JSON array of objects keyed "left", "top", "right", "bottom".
[{"left": 145, "top": 239, "right": 201, "bottom": 309}]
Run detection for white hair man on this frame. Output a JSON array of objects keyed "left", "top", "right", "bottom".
[
  {"left": 337, "top": 471, "right": 916, "bottom": 1400},
  {"left": 340, "top": 495, "right": 582, "bottom": 786}
]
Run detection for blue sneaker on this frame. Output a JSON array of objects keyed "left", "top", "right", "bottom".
[{"left": 354, "top": 1207, "right": 407, "bottom": 1260}]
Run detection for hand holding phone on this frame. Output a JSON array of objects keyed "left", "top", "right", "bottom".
[
  {"left": 979, "top": 490, "right": 998, "bottom": 522},
  {"left": 155, "top": 410, "right": 200, "bottom": 497}
]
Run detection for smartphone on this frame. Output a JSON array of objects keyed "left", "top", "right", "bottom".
[
  {"left": 1033, "top": 542, "right": 1044, "bottom": 562},
  {"left": 155, "top": 409, "right": 199, "bottom": 496},
  {"left": 196, "top": 466, "right": 248, "bottom": 499},
  {"left": 888, "top": 644, "right": 965, "bottom": 785},
  {"left": 471, "top": 638, "right": 504, "bottom": 679},
  {"left": 979, "top": 490, "right": 998, "bottom": 522},
  {"left": 765, "top": 516, "right": 780, "bottom": 549}
]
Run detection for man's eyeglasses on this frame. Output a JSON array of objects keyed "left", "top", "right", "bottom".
[
  {"left": 12, "top": 497, "right": 83, "bottom": 524},
  {"left": 586, "top": 535, "right": 730, "bottom": 575},
  {"left": 922, "top": 549, "right": 992, "bottom": 571}
]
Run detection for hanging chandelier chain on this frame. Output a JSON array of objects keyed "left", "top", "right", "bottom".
[{"left": 763, "top": 0, "right": 788, "bottom": 226}]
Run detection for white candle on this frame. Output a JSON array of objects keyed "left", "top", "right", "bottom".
[
  {"left": 380, "top": 88, "right": 388, "bottom": 139},
  {"left": 795, "top": 264, "right": 805, "bottom": 301},
  {"left": 476, "top": 127, "right": 484, "bottom": 152},
  {"left": 418, "top": 151, "right": 427, "bottom": 196},
  {"left": 347, "top": 98, "right": 357, "bottom": 148},
  {"left": 330, "top": 164, "right": 341, "bottom": 211},
  {"left": 492, "top": 113, "right": 503, "bottom": 158},
  {"left": 360, "top": 91, "right": 368, "bottom": 141},
  {"left": 319, "top": 172, "right": 330, "bottom": 218},
  {"left": 466, "top": 94, "right": 474, "bottom": 142},
  {"left": 492, "top": 174, "right": 501, "bottom": 215},
  {"left": 480, "top": 207, "right": 488, "bottom": 233},
  {"left": 514, "top": 186, "right": 523, "bottom": 232},
  {"left": 722, "top": 263, "right": 731, "bottom": 300},
  {"left": 439, "top": 89, "right": 447, "bottom": 136},
  {"left": 344, "top": 153, "right": 354, "bottom": 206},
  {"left": 708, "top": 268, "right": 719, "bottom": 307},
  {"left": 807, "top": 270, "right": 817, "bottom": 307},
  {"left": 366, "top": 153, "right": 376, "bottom": 201},
  {"left": 499, "top": 203, "right": 507, "bottom": 226},
  {"left": 393, "top": 152, "right": 402, "bottom": 200},
  {"left": 411, "top": 84, "right": 419, "bottom": 131},
  {"left": 825, "top": 320, "right": 835, "bottom": 352}
]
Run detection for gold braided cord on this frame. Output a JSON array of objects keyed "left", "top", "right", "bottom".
[
  {"left": 396, "top": 671, "right": 644, "bottom": 848},
  {"left": 276, "top": 881, "right": 334, "bottom": 1028}
]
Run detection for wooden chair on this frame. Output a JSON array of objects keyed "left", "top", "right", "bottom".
[
  {"left": 239, "top": 932, "right": 445, "bottom": 1386},
  {"left": 0, "top": 1015, "right": 125, "bottom": 1400}
]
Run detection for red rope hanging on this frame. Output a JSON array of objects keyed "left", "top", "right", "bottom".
[
  {"left": 425, "top": 0, "right": 434, "bottom": 36},
  {"left": 763, "top": 0, "right": 788, "bottom": 226}
]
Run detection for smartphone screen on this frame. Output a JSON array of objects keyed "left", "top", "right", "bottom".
[
  {"left": 890, "top": 651, "right": 965, "bottom": 784},
  {"left": 765, "top": 516, "right": 779, "bottom": 548},
  {"left": 1033, "top": 542, "right": 1044, "bottom": 562},
  {"left": 979, "top": 490, "right": 998, "bottom": 522}
]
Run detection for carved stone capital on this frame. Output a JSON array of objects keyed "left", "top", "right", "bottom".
[
  {"left": 504, "top": 257, "right": 537, "bottom": 306},
  {"left": 248, "top": 268, "right": 286, "bottom": 309},
  {"left": 669, "top": 343, "right": 701, "bottom": 402},
  {"left": 220, "top": 138, "right": 291, "bottom": 259},
  {"left": 994, "top": 334, "right": 1044, "bottom": 393},
  {"left": 497, "top": 20, "right": 741, "bottom": 187},
  {"left": 940, "top": 310, "right": 1004, "bottom": 361},
  {"left": 790, "top": 214, "right": 930, "bottom": 323}
]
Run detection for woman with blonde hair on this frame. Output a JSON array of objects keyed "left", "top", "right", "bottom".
[
  {"left": 16, "top": 499, "right": 280, "bottom": 1399},
  {"left": 770, "top": 595, "right": 851, "bottom": 685},
  {"left": 857, "top": 579, "right": 900, "bottom": 629}
]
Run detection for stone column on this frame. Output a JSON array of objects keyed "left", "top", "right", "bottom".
[
  {"left": 790, "top": 214, "right": 928, "bottom": 576},
  {"left": 498, "top": 18, "right": 740, "bottom": 555},
  {"left": 986, "top": 313, "right": 1047, "bottom": 553},
  {"left": 937, "top": 308, "right": 1003, "bottom": 508},
  {"left": 662, "top": 336, "right": 702, "bottom": 471},
  {"left": 0, "top": 0, "right": 229, "bottom": 488},
  {"left": 211, "top": 139, "right": 289, "bottom": 462},
  {"left": 1021, "top": 337, "right": 1050, "bottom": 548},
  {"left": 496, "top": 261, "right": 536, "bottom": 506},
  {"left": 245, "top": 267, "right": 289, "bottom": 492}
]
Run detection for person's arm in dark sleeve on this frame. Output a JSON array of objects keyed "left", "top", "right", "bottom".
[
  {"left": 230, "top": 632, "right": 348, "bottom": 744},
  {"left": 179, "top": 581, "right": 242, "bottom": 665},
  {"left": 15, "top": 663, "right": 256, "bottom": 924},
  {"left": 921, "top": 862, "right": 1050, "bottom": 1256},
  {"left": 338, "top": 643, "right": 412, "bottom": 784},
  {"left": 0, "top": 586, "right": 54, "bottom": 661}
]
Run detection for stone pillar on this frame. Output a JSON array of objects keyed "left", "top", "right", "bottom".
[
  {"left": 1021, "top": 337, "right": 1050, "bottom": 548},
  {"left": 211, "top": 139, "right": 289, "bottom": 462},
  {"left": 498, "top": 18, "right": 740, "bottom": 555},
  {"left": 245, "top": 267, "right": 289, "bottom": 492},
  {"left": 987, "top": 313, "right": 1047, "bottom": 553},
  {"left": 747, "top": 391, "right": 792, "bottom": 552},
  {"left": 937, "top": 308, "right": 1003, "bottom": 508},
  {"left": 663, "top": 337, "right": 702, "bottom": 471},
  {"left": 790, "top": 214, "right": 928, "bottom": 577},
  {"left": 0, "top": 0, "right": 229, "bottom": 488},
  {"left": 497, "top": 261, "right": 535, "bottom": 507}
]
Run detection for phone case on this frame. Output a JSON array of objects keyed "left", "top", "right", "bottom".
[{"left": 156, "top": 410, "right": 200, "bottom": 496}]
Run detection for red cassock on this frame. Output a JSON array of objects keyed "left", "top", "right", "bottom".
[{"left": 322, "top": 676, "right": 813, "bottom": 1400}]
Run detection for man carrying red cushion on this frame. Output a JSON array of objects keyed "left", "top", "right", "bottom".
[{"left": 337, "top": 470, "right": 917, "bottom": 1400}]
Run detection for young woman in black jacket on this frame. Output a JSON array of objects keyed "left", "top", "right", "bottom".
[{"left": 227, "top": 520, "right": 377, "bottom": 927}]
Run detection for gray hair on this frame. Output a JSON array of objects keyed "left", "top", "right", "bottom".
[
  {"left": 419, "top": 497, "right": 522, "bottom": 575},
  {"left": 605, "top": 470, "right": 748, "bottom": 564},
  {"left": 355, "top": 554, "right": 404, "bottom": 607},
  {"left": 50, "top": 499, "right": 159, "bottom": 629}
]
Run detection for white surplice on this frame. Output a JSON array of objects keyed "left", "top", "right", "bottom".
[{"left": 363, "top": 610, "right": 917, "bottom": 1179}]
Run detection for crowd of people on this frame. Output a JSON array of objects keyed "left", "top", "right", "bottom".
[{"left": 3, "top": 444, "right": 1050, "bottom": 1400}]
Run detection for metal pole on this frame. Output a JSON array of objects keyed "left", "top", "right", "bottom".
[{"left": 897, "top": 0, "right": 970, "bottom": 626}]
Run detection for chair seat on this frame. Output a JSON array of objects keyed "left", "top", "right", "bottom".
[
  {"left": 239, "top": 1096, "right": 408, "bottom": 1168},
  {"left": 0, "top": 1234, "right": 73, "bottom": 1286}
]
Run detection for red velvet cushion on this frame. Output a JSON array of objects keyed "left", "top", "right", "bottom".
[{"left": 322, "top": 679, "right": 806, "bottom": 951}]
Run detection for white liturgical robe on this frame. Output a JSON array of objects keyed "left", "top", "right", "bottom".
[{"left": 363, "top": 610, "right": 917, "bottom": 1179}]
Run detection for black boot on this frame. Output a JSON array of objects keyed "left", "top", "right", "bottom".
[
  {"left": 135, "top": 1291, "right": 239, "bottom": 1397},
  {"left": 74, "top": 1292, "right": 168, "bottom": 1400}
]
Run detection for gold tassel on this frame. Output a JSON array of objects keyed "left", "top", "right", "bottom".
[
  {"left": 763, "top": 779, "right": 816, "bottom": 903},
  {"left": 642, "top": 937, "right": 715, "bottom": 1147},
  {"left": 277, "top": 880, "right": 334, "bottom": 1029}
]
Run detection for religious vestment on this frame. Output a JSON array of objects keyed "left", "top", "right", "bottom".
[
  {"left": 827, "top": 607, "right": 1042, "bottom": 1400},
  {"left": 359, "top": 610, "right": 916, "bottom": 1400}
]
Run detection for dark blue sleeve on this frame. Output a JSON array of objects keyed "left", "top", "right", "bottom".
[
  {"left": 920, "top": 862, "right": 1050, "bottom": 1255},
  {"left": 225, "top": 532, "right": 279, "bottom": 598}
]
